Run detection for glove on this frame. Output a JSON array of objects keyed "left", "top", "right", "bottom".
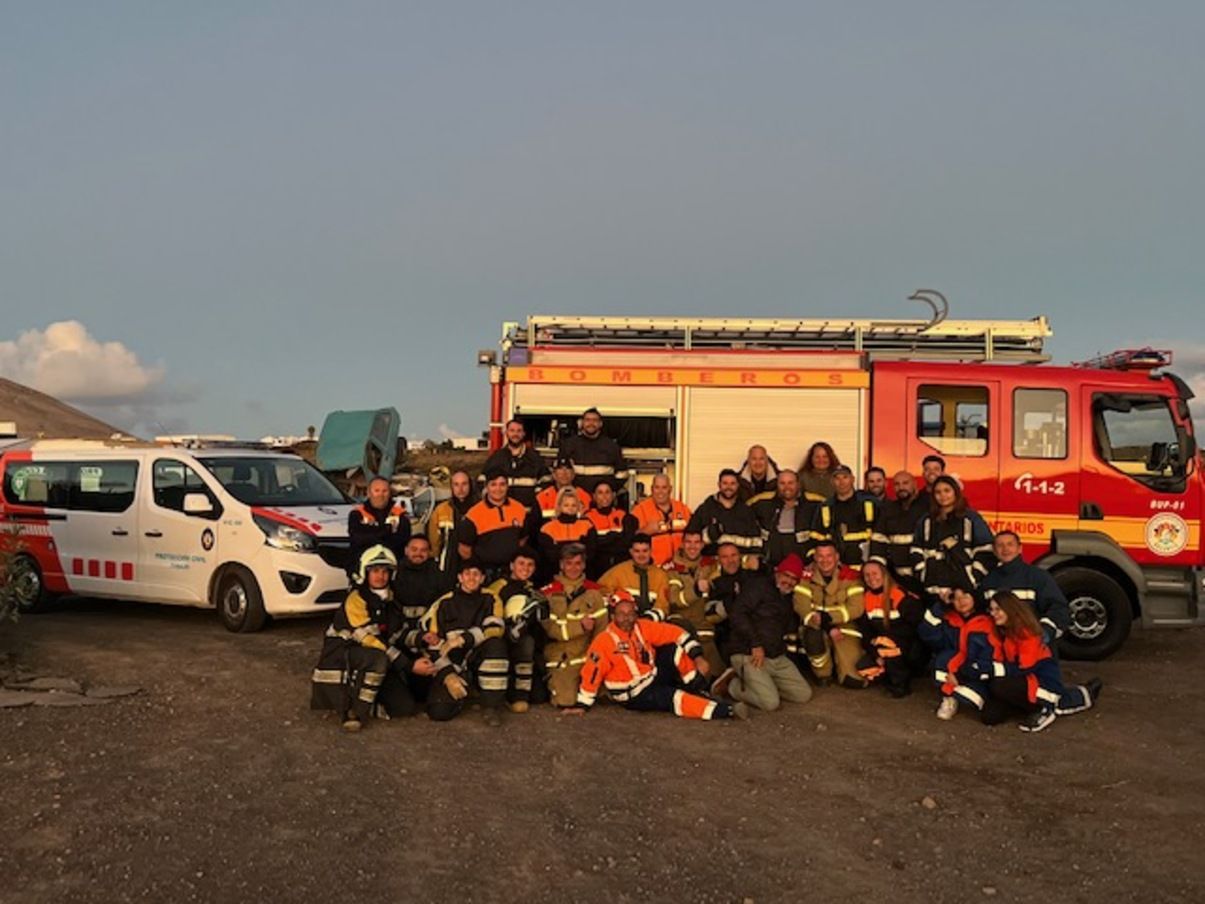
[{"left": 443, "top": 672, "right": 469, "bottom": 701}]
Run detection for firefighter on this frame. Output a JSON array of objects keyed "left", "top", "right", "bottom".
[
  {"left": 558, "top": 407, "right": 628, "bottom": 498},
  {"left": 479, "top": 418, "right": 549, "bottom": 510},
  {"left": 347, "top": 476, "right": 411, "bottom": 568},
  {"left": 428, "top": 470, "right": 474, "bottom": 580},
  {"left": 310, "top": 546, "right": 434, "bottom": 731},
  {"left": 540, "top": 543, "right": 608, "bottom": 708},
  {"left": 599, "top": 533, "right": 672, "bottom": 621},
  {"left": 853, "top": 560, "right": 926, "bottom": 698},
  {"left": 457, "top": 469, "right": 537, "bottom": 580},
  {"left": 664, "top": 528, "right": 723, "bottom": 676},
  {"left": 910, "top": 475, "right": 996, "bottom": 601},
  {"left": 390, "top": 535, "right": 451, "bottom": 654},
  {"left": 815, "top": 465, "right": 878, "bottom": 568},
  {"left": 794, "top": 541, "right": 867, "bottom": 688},
  {"left": 486, "top": 549, "right": 544, "bottom": 713},
  {"left": 921, "top": 454, "right": 946, "bottom": 492},
  {"left": 713, "top": 554, "right": 813, "bottom": 713},
  {"left": 584, "top": 480, "right": 637, "bottom": 578},
  {"left": 925, "top": 586, "right": 1000, "bottom": 721},
  {"left": 419, "top": 557, "right": 510, "bottom": 723},
  {"left": 863, "top": 466, "right": 887, "bottom": 501},
  {"left": 567, "top": 592, "right": 747, "bottom": 721},
  {"left": 869, "top": 470, "right": 928, "bottom": 593},
  {"left": 751, "top": 469, "right": 821, "bottom": 567},
  {"left": 797, "top": 441, "right": 841, "bottom": 503},
  {"left": 630, "top": 473, "right": 692, "bottom": 565},
  {"left": 686, "top": 469, "right": 763, "bottom": 563},
  {"left": 702, "top": 541, "right": 752, "bottom": 670},
  {"left": 537, "top": 486, "right": 596, "bottom": 578},
  {"left": 985, "top": 592, "right": 1102, "bottom": 732},
  {"left": 736, "top": 444, "right": 780, "bottom": 503},
  {"left": 535, "top": 456, "right": 592, "bottom": 520},
  {"left": 981, "top": 531, "right": 1070, "bottom": 647}
]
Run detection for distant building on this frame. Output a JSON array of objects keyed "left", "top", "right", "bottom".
[{"left": 448, "top": 436, "right": 487, "bottom": 451}]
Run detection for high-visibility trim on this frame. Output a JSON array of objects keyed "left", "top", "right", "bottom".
[
  {"left": 953, "top": 685, "right": 984, "bottom": 709},
  {"left": 546, "top": 656, "right": 588, "bottom": 669},
  {"left": 358, "top": 688, "right": 378, "bottom": 703},
  {"left": 573, "top": 464, "right": 615, "bottom": 476},
  {"left": 508, "top": 477, "right": 539, "bottom": 487},
  {"left": 363, "top": 671, "right": 385, "bottom": 687},
  {"left": 717, "top": 533, "right": 761, "bottom": 548},
  {"left": 992, "top": 662, "right": 1007, "bottom": 678},
  {"left": 1035, "top": 686, "right": 1061, "bottom": 705},
  {"left": 479, "top": 676, "right": 509, "bottom": 691},
  {"left": 311, "top": 668, "right": 345, "bottom": 684}
]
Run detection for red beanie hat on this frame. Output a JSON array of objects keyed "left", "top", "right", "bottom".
[{"left": 775, "top": 553, "right": 804, "bottom": 580}]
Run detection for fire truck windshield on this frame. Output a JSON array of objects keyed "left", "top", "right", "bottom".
[{"left": 1092, "top": 394, "right": 1191, "bottom": 492}]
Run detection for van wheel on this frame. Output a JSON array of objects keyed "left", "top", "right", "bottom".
[
  {"left": 1054, "top": 567, "right": 1132, "bottom": 661},
  {"left": 215, "top": 566, "right": 267, "bottom": 633},
  {"left": 10, "top": 555, "right": 51, "bottom": 614}
]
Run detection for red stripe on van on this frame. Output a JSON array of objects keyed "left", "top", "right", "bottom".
[
  {"left": 73, "top": 558, "right": 84, "bottom": 575},
  {"left": 104, "top": 561, "right": 116, "bottom": 579},
  {"left": 88, "top": 559, "right": 100, "bottom": 577},
  {"left": 121, "top": 562, "right": 134, "bottom": 581}
]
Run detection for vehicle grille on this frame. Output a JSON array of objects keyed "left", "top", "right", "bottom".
[{"left": 316, "top": 540, "right": 350, "bottom": 572}]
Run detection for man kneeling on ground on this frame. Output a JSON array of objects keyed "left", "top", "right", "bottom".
[
  {"left": 565, "top": 591, "right": 748, "bottom": 721},
  {"left": 712, "top": 553, "right": 814, "bottom": 713}
]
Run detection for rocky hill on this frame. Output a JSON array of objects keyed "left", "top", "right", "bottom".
[{"left": 0, "top": 378, "right": 127, "bottom": 439}]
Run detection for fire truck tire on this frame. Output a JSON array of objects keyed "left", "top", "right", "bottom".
[
  {"left": 1055, "top": 567, "right": 1132, "bottom": 661},
  {"left": 11, "top": 555, "right": 52, "bottom": 614},
  {"left": 215, "top": 566, "right": 268, "bottom": 633}
]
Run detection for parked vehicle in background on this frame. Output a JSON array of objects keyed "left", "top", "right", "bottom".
[{"left": 0, "top": 439, "right": 354, "bottom": 632}]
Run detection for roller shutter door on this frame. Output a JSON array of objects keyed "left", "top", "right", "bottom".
[{"left": 680, "top": 387, "right": 865, "bottom": 508}]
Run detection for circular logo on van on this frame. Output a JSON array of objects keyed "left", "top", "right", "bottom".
[
  {"left": 201, "top": 528, "right": 215, "bottom": 551},
  {"left": 1145, "top": 513, "right": 1188, "bottom": 557}
]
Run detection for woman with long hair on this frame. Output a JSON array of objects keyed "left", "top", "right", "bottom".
[
  {"left": 985, "top": 592, "right": 1102, "bottom": 732},
  {"left": 797, "top": 441, "right": 841, "bottom": 503},
  {"left": 920, "top": 585, "right": 997, "bottom": 721},
  {"left": 909, "top": 475, "right": 995, "bottom": 601},
  {"left": 855, "top": 560, "right": 926, "bottom": 697}
]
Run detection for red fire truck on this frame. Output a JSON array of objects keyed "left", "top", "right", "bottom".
[{"left": 482, "top": 306, "right": 1202, "bottom": 659}]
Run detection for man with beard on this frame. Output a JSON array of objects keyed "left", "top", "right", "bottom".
[
  {"left": 391, "top": 535, "right": 451, "bottom": 650},
  {"left": 630, "top": 473, "right": 692, "bottom": 566},
  {"left": 558, "top": 407, "right": 628, "bottom": 498},
  {"left": 863, "top": 467, "right": 887, "bottom": 501},
  {"left": 541, "top": 544, "right": 608, "bottom": 708},
  {"left": 664, "top": 529, "right": 723, "bottom": 675},
  {"left": 751, "top": 469, "right": 821, "bottom": 567},
  {"left": 869, "top": 471, "right": 929, "bottom": 593},
  {"left": 736, "top": 444, "right": 780, "bottom": 503},
  {"left": 480, "top": 419, "right": 549, "bottom": 510},
  {"left": 428, "top": 470, "right": 474, "bottom": 579},
  {"left": 795, "top": 542, "right": 867, "bottom": 689},
  {"left": 815, "top": 465, "right": 878, "bottom": 568},
  {"left": 686, "top": 469, "right": 762, "bottom": 563}
]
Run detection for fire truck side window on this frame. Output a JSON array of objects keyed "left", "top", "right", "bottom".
[
  {"left": 1092, "top": 394, "right": 1186, "bottom": 492},
  {"left": 917, "top": 385, "right": 989, "bottom": 457},
  {"left": 1013, "top": 388, "right": 1068, "bottom": 459}
]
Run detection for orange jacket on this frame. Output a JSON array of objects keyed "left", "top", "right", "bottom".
[
  {"left": 577, "top": 618, "right": 697, "bottom": 706},
  {"left": 536, "top": 484, "right": 592, "bottom": 520},
  {"left": 629, "top": 498, "right": 693, "bottom": 565}
]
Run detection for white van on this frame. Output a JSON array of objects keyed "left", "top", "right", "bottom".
[{"left": 0, "top": 439, "right": 355, "bottom": 631}]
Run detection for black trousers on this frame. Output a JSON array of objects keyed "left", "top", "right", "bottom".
[{"left": 427, "top": 636, "right": 509, "bottom": 722}]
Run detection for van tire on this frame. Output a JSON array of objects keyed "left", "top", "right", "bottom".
[
  {"left": 1055, "top": 567, "right": 1132, "bottom": 661},
  {"left": 215, "top": 566, "right": 267, "bottom": 633},
  {"left": 11, "top": 555, "right": 51, "bottom": 614}
]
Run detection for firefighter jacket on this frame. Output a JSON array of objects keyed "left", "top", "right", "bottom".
[
  {"left": 686, "top": 494, "right": 763, "bottom": 558},
  {"left": 428, "top": 496, "right": 474, "bottom": 576},
  {"left": 558, "top": 433, "right": 628, "bottom": 495},
  {"left": 917, "top": 600, "right": 964, "bottom": 655},
  {"left": 538, "top": 516, "right": 597, "bottom": 571},
  {"left": 752, "top": 496, "right": 821, "bottom": 566},
  {"left": 584, "top": 506, "right": 638, "bottom": 577},
  {"left": 737, "top": 459, "right": 780, "bottom": 503},
  {"left": 857, "top": 584, "right": 923, "bottom": 644},
  {"left": 541, "top": 575, "right": 608, "bottom": 672},
  {"left": 487, "top": 577, "right": 544, "bottom": 640},
  {"left": 910, "top": 510, "right": 996, "bottom": 596},
  {"left": 630, "top": 497, "right": 693, "bottom": 565},
  {"left": 981, "top": 558, "right": 1070, "bottom": 641},
  {"left": 599, "top": 560, "right": 671, "bottom": 620},
  {"left": 664, "top": 551, "right": 721, "bottom": 635},
  {"left": 816, "top": 493, "right": 879, "bottom": 568},
  {"left": 348, "top": 501, "right": 412, "bottom": 564},
  {"left": 419, "top": 587, "right": 506, "bottom": 672},
  {"left": 793, "top": 566, "right": 865, "bottom": 640},
  {"left": 728, "top": 572, "right": 796, "bottom": 659},
  {"left": 390, "top": 559, "right": 451, "bottom": 650},
  {"left": 577, "top": 618, "right": 702, "bottom": 707},
  {"left": 536, "top": 483, "right": 592, "bottom": 520},
  {"left": 869, "top": 497, "right": 928, "bottom": 579},
  {"left": 480, "top": 445, "right": 549, "bottom": 508},
  {"left": 997, "top": 630, "right": 1068, "bottom": 707},
  {"left": 798, "top": 469, "right": 835, "bottom": 504},
  {"left": 457, "top": 497, "right": 535, "bottom": 571}
]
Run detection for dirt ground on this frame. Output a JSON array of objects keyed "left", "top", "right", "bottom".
[{"left": 1, "top": 600, "right": 1202, "bottom": 904}]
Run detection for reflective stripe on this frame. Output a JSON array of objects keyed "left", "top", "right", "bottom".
[
  {"left": 546, "top": 656, "right": 588, "bottom": 669},
  {"left": 1035, "top": 686, "right": 1061, "bottom": 705},
  {"left": 954, "top": 685, "right": 984, "bottom": 709},
  {"left": 701, "top": 699, "right": 718, "bottom": 720},
  {"left": 718, "top": 533, "right": 760, "bottom": 548},
  {"left": 311, "top": 668, "right": 345, "bottom": 684},
  {"left": 358, "top": 688, "right": 378, "bottom": 703},
  {"left": 479, "top": 676, "right": 509, "bottom": 690},
  {"left": 573, "top": 464, "right": 615, "bottom": 476},
  {"left": 362, "top": 671, "right": 385, "bottom": 687},
  {"left": 508, "top": 477, "right": 539, "bottom": 487},
  {"left": 924, "top": 609, "right": 943, "bottom": 626}
]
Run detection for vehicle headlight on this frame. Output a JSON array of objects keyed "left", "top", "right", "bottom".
[{"left": 253, "top": 514, "right": 317, "bottom": 552}]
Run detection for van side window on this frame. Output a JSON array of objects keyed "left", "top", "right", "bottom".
[
  {"left": 3, "top": 462, "right": 71, "bottom": 507},
  {"left": 69, "top": 461, "right": 139, "bottom": 513},
  {"left": 1013, "top": 389, "right": 1068, "bottom": 459},
  {"left": 1092, "top": 394, "right": 1186, "bottom": 492},
  {"left": 153, "top": 459, "right": 219, "bottom": 516},
  {"left": 917, "top": 384, "right": 989, "bottom": 457}
]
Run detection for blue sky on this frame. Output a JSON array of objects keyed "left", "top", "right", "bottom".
[{"left": 2, "top": 2, "right": 1203, "bottom": 439}]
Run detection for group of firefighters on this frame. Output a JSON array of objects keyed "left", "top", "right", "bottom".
[{"left": 311, "top": 408, "right": 1102, "bottom": 735}]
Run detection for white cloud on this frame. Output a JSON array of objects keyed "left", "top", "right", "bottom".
[{"left": 0, "top": 320, "right": 164, "bottom": 402}]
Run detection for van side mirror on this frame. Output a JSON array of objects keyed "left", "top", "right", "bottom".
[{"left": 183, "top": 493, "right": 214, "bottom": 515}]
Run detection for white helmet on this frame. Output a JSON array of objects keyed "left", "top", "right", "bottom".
[{"left": 354, "top": 544, "right": 398, "bottom": 583}]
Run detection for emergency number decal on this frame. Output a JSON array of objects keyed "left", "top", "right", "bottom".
[
  {"left": 1013, "top": 473, "right": 1066, "bottom": 496},
  {"left": 1145, "top": 513, "right": 1188, "bottom": 557}
]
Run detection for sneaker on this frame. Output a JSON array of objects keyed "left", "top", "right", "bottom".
[
  {"left": 731, "top": 702, "right": 750, "bottom": 721},
  {"left": 1019, "top": 708, "right": 1057, "bottom": 733},
  {"left": 710, "top": 667, "right": 737, "bottom": 699},
  {"left": 341, "top": 716, "right": 362, "bottom": 733},
  {"left": 936, "top": 696, "right": 959, "bottom": 721},
  {"left": 507, "top": 700, "right": 530, "bottom": 714}
]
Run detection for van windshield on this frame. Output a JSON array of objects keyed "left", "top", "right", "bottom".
[{"left": 196, "top": 456, "right": 347, "bottom": 506}]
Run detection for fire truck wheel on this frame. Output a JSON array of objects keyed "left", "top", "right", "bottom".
[
  {"left": 1055, "top": 568, "right": 1132, "bottom": 661},
  {"left": 11, "top": 555, "right": 52, "bottom": 614},
  {"left": 215, "top": 566, "right": 267, "bottom": 633}
]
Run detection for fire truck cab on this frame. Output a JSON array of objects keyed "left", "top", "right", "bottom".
[{"left": 486, "top": 314, "right": 1203, "bottom": 659}]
